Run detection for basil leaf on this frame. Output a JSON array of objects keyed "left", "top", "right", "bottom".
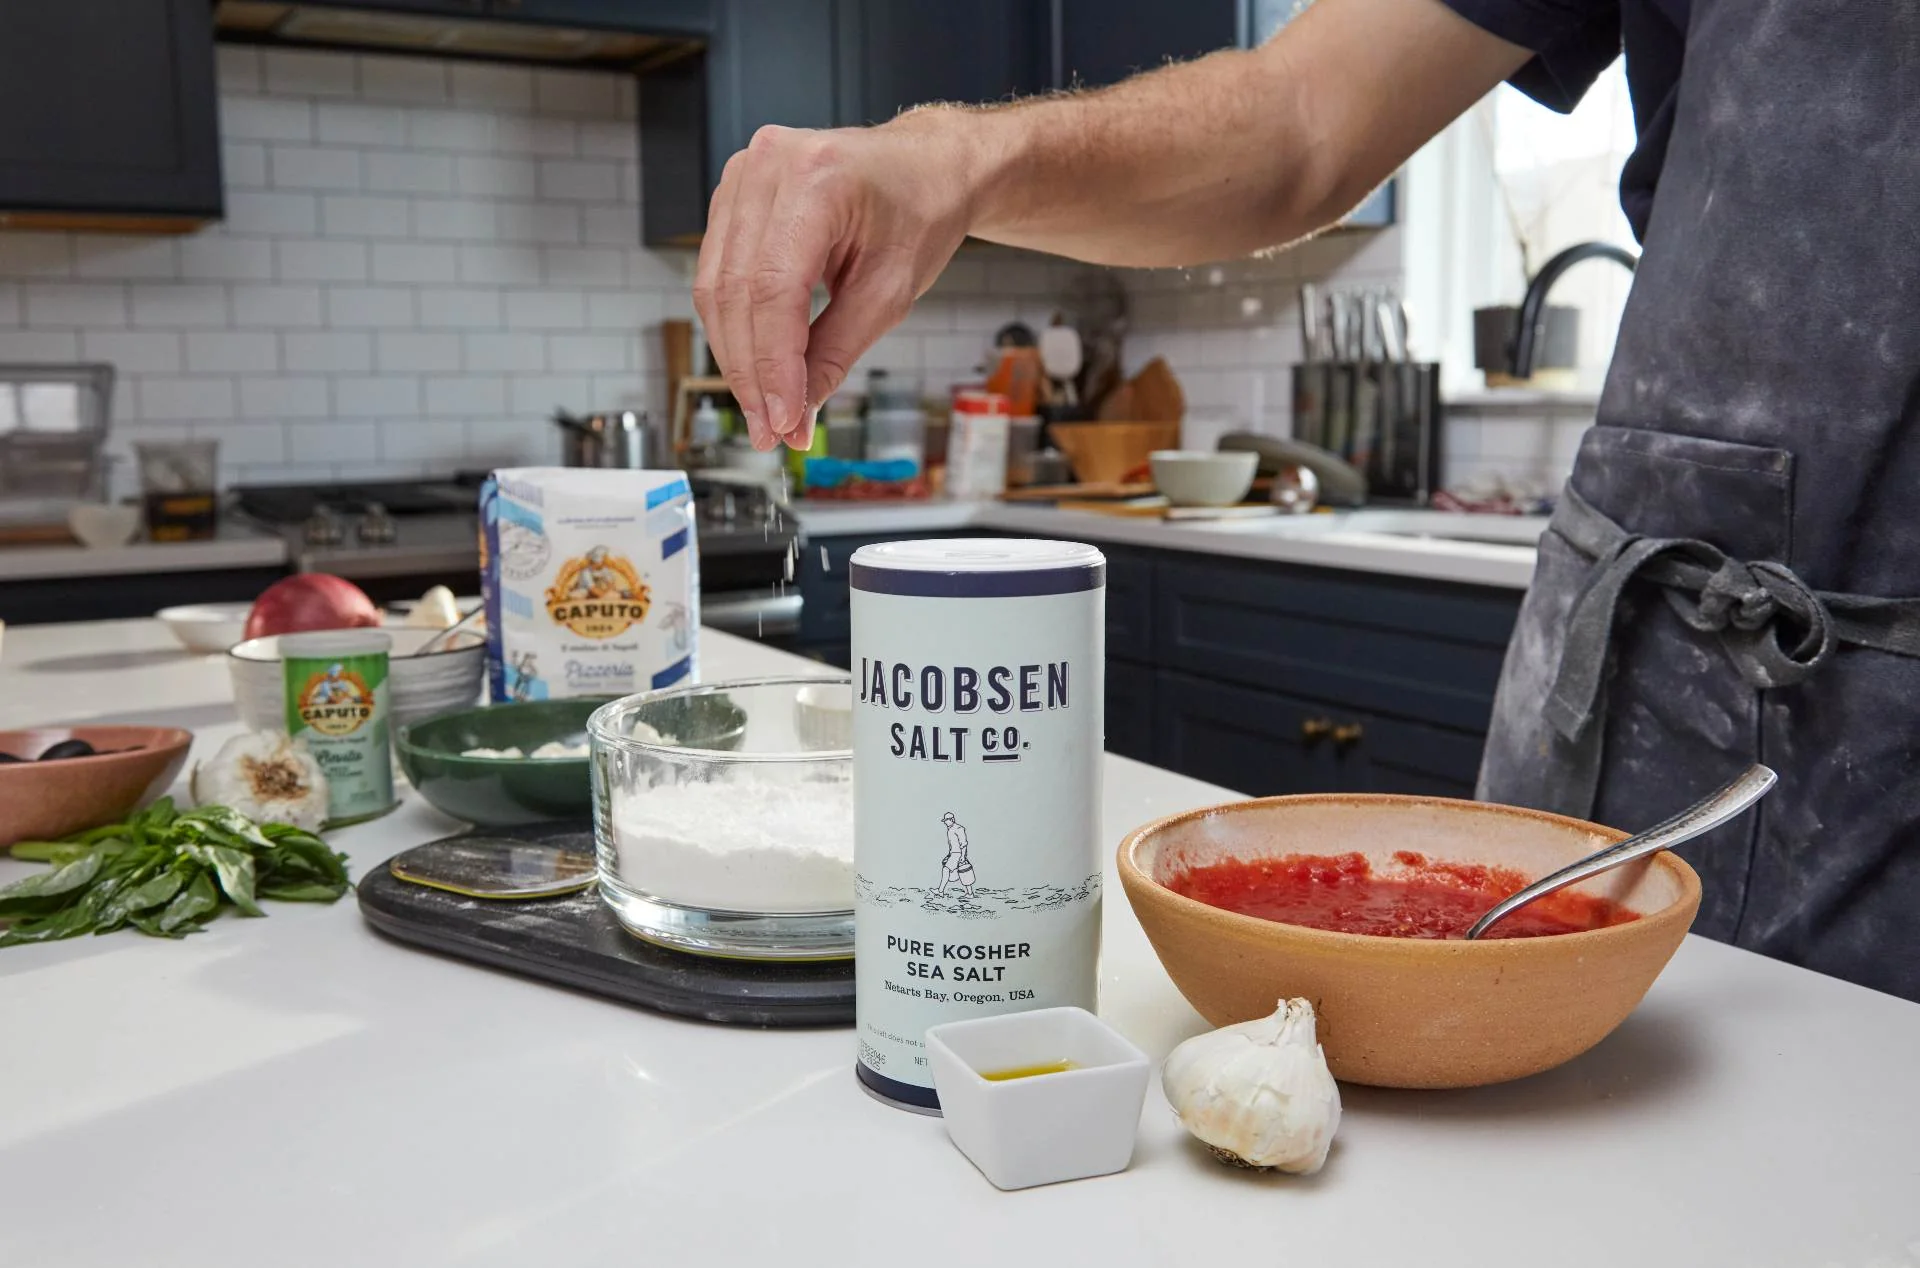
[
  {"left": 157, "top": 870, "right": 220, "bottom": 934},
  {"left": 0, "top": 851, "right": 103, "bottom": 907},
  {"left": 257, "top": 880, "right": 350, "bottom": 903}
]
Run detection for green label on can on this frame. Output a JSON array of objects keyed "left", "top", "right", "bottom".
[{"left": 284, "top": 650, "right": 393, "bottom": 824}]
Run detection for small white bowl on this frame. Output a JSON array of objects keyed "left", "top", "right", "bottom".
[
  {"left": 67, "top": 503, "right": 142, "bottom": 549},
  {"left": 926, "top": 1006, "right": 1151, "bottom": 1191},
  {"left": 792, "top": 679, "right": 852, "bottom": 750},
  {"left": 1149, "top": 449, "right": 1259, "bottom": 507},
  {"left": 228, "top": 627, "right": 486, "bottom": 732},
  {"left": 155, "top": 602, "right": 253, "bottom": 654}
]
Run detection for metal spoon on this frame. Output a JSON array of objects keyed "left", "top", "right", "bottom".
[
  {"left": 418, "top": 604, "right": 484, "bottom": 654},
  {"left": 1464, "top": 764, "right": 1778, "bottom": 940}
]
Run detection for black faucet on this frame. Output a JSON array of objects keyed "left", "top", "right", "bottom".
[{"left": 1510, "top": 242, "right": 1640, "bottom": 380}]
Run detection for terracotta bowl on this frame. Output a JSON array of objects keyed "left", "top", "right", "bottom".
[
  {"left": 0, "top": 727, "right": 193, "bottom": 847},
  {"left": 1118, "top": 794, "right": 1701, "bottom": 1089}
]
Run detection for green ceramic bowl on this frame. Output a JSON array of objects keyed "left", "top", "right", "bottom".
[{"left": 397, "top": 695, "right": 750, "bottom": 828}]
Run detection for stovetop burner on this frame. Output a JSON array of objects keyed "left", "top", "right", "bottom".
[{"left": 233, "top": 479, "right": 476, "bottom": 523}]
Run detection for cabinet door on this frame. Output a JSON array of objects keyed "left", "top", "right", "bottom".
[
  {"left": 1153, "top": 671, "right": 1338, "bottom": 797},
  {"left": 843, "top": 0, "right": 1047, "bottom": 126},
  {"left": 1106, "top": 659, "right": 1156, "bottom": 763},
  {"left": 0, "top": 0, "right": 220, "bottom": 225},
  {"left": 1104, "top": 546, "right": 1154, "bottom": 663},
  {"left": 490, "top": 0, "right": 711, "bottom": 34},
  {"left": 1328, "top": 708, "right": 1483, "bottom": 799},
  {"left": 1055, "top": 0, "right": 1238, "bottom": 89}
]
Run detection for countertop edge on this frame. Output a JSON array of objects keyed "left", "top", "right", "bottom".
[{"left": 0, "top": 533, "right": 290, "bottom": 582}]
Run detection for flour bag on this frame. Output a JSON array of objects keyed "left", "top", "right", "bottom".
[{"left": 479, "top": 468, "right": 698, "bottom": 702}]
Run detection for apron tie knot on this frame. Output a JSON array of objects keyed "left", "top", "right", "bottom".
[{"left": 1674, "top": 557, "right": 1835, "bottom": 687}]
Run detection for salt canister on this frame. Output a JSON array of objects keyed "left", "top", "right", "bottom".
[
  {"left": 281, "top": 628, "right": 394, "bottom": 826},
  {"left": 850, "top": 538, "right": 1106, "bottom": 1112}
]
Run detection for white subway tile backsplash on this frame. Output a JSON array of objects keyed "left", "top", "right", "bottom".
[
  {"left": 276, "top": 240, "right": 369, "bottom": 282},
  {"left": 578, "top": 119, "right": 634, "bottom": 160},
  {"left": 327, "top": 286, "right": 415, "bottom": 328},
  {"left": 216, "top": 46, "right": 263, "bottom": 94},
  {"left": 378, "top": 332, "right": 463, "bottom": 372},
  {"left": 411, "top": 198, "right": 499, "bottom": 242},
  {"left": 504, "top": 289, "right": 585, "bottom": 330},
  {"left": 233, "top": 284, "right": 325, "bottom": 328},
  {"left": 541, "top": 246, "right": 625, "bottom": 288},
  {"left": 419, "top": 287, "right": 504, "bottom": 329},
  {"left": 466, "top": 417, "right": 553, "bottom": 466},
  {"left": 455, "top": 155, "right": 542, "bottom": 199},
  {"left": 335, "top": 376, "right": 420, "bottom": 417},
  {"left": 197, "top": 421, "right": 288, "bottom": 465},
  {"left": 316, "top": 102, "right": 407, "bottom": 148},
  {"left": 457, "top": 244, "right": 544, "bottom": 286},
  {"left": 358, "top": 56, "right": 449, "bottom": 104},
  {"left": 365, "top": 151, "right": 455, "bottom": 195},
  {"left": 141, "top": 377, "right": 237, "bottom": 421},
  {"left": 82, "top": 331, "right": 181, "bottom": 373},
  {"left": 586, "top": 291, "right": 661, "bottom": 331},
  {"left": 508, "top": 374, "right": 591, "bottom": 414},
  {"left": 462, "top": 332, "right": 546, "bottom": 372},
  {"left": 240, "top": 377, "right": 331, "bottom": 420},
  {"left": 0, "top": 285, "right": 17, "bottom": 326},
  {"left": 188, "top": 331, "right": 278, "bottom": 373},
  {"left": 271, "top": 145, "right": 363, "bottom": 191},
  {"left": 381, "top": 418, "right": 468, "bottom": 462},
  {"left": 321, "top": 194, "right": 411, "bottom": 238},
  {"left": 290, "top": 420, "right": 377, "bottom": 462},
  {"left": 283, "top": 331, "right": 373, "bottom": 372},
  {"left": 26, "top": 283, "right": 127, "bottom": 328},
  {"left": 408, "top": 108, "right": 496, "bottom": 153},
  {"left": 581, "top": 204, "right": 638, "bottom": 246},
  {"left": 226, "top": 190, "right": 320, "bottom": 237},
  {"left": 0, "top": 234, "right": 72, "bottom": 279},
  {"left": 535, "top": 69, "right": 620, "bottom": 117},
  {"left": 549, "top": 334, "right": 629, "bottom": 372},
  {"left": 425, "top": 376, "right": 507, "bottom": 417},
  {"left": 451, "top": 64, "right": 535, "bottom": 111},
  {"left": 495, "top": 201, "right": 581, "bottom": 245},
  {"left": 0, "top": 330, "right": 81, "bottom": 360},
  {"left": 222, "top": 142, "right": 270, "bottom": 188},
  {"left": 537, "top": 159, "right": 618, "bottom": 203},
  {"left": 496, "top": 115, "right": 577, "bottom": 158},
  {"left": 371, "top": 242, "right": 459, "bottom": 284},
  {"left": 264, "top": 50, "right": 358, "bottom": 98},
  {"left": 71, "top": 237, "right": 179, "bottom": 282},
  {"left": 221, "top": 96, "right": 314, "bottom": 143},
  {"left": 590, "top": 373, "right": 654, "bottom": 411}
]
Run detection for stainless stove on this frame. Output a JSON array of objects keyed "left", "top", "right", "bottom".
[{"left": 231, "top": 474, "right": 801, "bottom": 636}]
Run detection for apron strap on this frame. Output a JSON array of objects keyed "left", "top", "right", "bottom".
[{"left": 1540, "top": 486, "right": 1920, "bottom": 815}]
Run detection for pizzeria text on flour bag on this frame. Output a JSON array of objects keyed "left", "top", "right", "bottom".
[{"left": 479, "top": 468, "right": 698, "bottom": 702}]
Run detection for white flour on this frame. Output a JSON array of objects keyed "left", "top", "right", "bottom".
[{"left": 611, "top": 774, "right": 854, "bottom": 913}]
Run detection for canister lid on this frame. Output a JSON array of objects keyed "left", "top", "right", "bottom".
[
  {"left": 850, "top": 538, "right": 1104, "bottom": 597},
  {"left": 280, "top": 629, "right": 393, "bottom": 658}
]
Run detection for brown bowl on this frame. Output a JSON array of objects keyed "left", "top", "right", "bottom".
[
  {"left": 1049, "top": 421, "right": 1180, "bottom": 484},
  {"left": 1118, "top": 794, "right": 1701, "bottom": 1089},
  {"left": 0, "top": 726, "right": 193, "bottom": 847}
]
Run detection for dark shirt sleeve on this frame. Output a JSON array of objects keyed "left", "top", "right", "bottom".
[{"left": 1441, "top": 0, "right": 1624, "bottom": 112}]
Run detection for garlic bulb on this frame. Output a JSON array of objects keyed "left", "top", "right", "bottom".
[
  {"left": 191, "top": 731, "right": 331, "bottom": 832},
  {"left": 406, "top": 585, "right": 462, "bottom": 629},
  {"left": 1162, "top": 998, "right": 1342, "bottom": 1173}
]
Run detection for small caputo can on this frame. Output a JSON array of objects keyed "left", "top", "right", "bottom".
[
  {"left": 282, "top": 628, "right": 395, "bottom": 826},
  {"left": 850, "top": 539, "right": 1105, "bottom": 1112}
]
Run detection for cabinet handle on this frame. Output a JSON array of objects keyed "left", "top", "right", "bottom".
[
  {"left": 1331, "top": 722, "right": 1365, "bottom": 748},
  {"left": 1301, "top": 717, "right": 1334, "bottom": 742}
]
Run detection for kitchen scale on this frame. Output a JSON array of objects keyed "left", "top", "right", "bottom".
[{"left": 357, "top": 822, "right": 853, "bottom": 1028}]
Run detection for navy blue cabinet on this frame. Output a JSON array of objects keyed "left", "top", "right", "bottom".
[
  {"left": 0, "top": 0, "right": 222, "bottom": 228},
  {"left": 798, "top": 531, "right": 1521, "bottom": 795},
  {"left": 840, "top": 0, "right": 1047, "bottom": 126},
  {"left": 1055, "top": 0, "right": 1238, "bottom": 89}
]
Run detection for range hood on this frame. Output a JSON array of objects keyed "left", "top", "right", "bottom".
[{"left": 214, "top": 2, "right": 703, "bottom": 70}]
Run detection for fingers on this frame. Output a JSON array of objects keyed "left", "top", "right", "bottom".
[
  {"left": 715, "top": 148, "right": 782, "bottom": 450},
  {"left": 747, "top": 203, "right": 826, "bottom": 446},
  {"left": 803, "top": 262, "right": 913, "bottom": 411}
]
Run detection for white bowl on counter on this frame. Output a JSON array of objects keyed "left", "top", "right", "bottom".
[
  {"left": 67, "top": 503, "right": 142, "bottom": 549},
  {"left": 1149, "top": 449, "right": 1260, "bottom": 507},
  {"left": 228, "top": 627, "right": 487, "bottom": 732},
  {"left": 156, "top": 602, "right": 254, "bottom": 654}
]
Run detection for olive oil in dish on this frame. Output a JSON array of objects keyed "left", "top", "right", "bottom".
[{"left": 850, "top": 539, "right": 1105, "bottom": 1113}]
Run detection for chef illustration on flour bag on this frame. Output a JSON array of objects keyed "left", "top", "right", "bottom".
[{"left": 936, "top": 812, "right": 977, "bottom": 898}]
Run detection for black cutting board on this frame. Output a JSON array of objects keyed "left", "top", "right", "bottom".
[{"left": 356, "top": 822, "right": 853, "bottom": 1028}]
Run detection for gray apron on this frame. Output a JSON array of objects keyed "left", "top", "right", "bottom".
[{"left": 1479, "top": 0, "right": 1920, "bottom": 1002}]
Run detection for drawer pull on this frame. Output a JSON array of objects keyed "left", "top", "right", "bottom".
[
  {"left": 1331, "top": 722, "right": 1365, "bottom": 747},
  {"left": 1300, "top": 717, "right": 1334, "bottom": 742}
]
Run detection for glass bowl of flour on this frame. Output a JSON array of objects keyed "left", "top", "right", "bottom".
[{"left": 589, "top": 676, "right": 854, "bottom": 959}]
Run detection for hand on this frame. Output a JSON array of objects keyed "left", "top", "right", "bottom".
[{"left": 692, "top": 116, "right": 980, "bottom": 450}]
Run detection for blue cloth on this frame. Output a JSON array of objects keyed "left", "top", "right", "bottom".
[{"left": 1440, "top": 0, "right": 1687, "bottom": 240}]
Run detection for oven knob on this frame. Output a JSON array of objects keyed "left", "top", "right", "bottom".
[
  {"left": 304, "top": 510, "right": 344, "bottom": 546},
  {"left": 357, "top": 502, "right": 397, "bottom": 544}
]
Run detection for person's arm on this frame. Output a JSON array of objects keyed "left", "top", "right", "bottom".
[{"left": 693, "top": 0, "right": 1528, "bottom": 449}]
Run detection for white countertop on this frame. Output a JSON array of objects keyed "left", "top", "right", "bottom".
[
  {"left": 793, "top": 500, "right": 1543, "bottom": 589},
  {"left": 0, "top": 522, "right": 287, "bottom": 582},
  {"left": 2, "top": 620, "right": 1917, "bottom": 1267}
]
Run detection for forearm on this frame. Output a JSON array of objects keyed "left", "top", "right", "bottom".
[{"left": 920, "top": 0, "right": 1528, "bottom": 267}]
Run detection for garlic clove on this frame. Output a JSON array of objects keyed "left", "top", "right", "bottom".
[
  {"left": 1162, "top": 997, "right": 1342, "bottom": 1174},
  {"left": 191, "top": 730, "right": 331, "bottom": 832}
]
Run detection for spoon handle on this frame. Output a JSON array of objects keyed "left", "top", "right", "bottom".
[{"left": 1464, "top": 764, "right": 1778, "bottom": 940}]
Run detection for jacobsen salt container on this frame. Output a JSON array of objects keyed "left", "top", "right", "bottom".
[{"left": 850, "top": 539, "right": 1105, "bottom": 1112}]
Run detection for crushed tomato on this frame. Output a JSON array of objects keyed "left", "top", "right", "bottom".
[{"left": 1165, "top": 850, "right": 1639, "bottom": 939}]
